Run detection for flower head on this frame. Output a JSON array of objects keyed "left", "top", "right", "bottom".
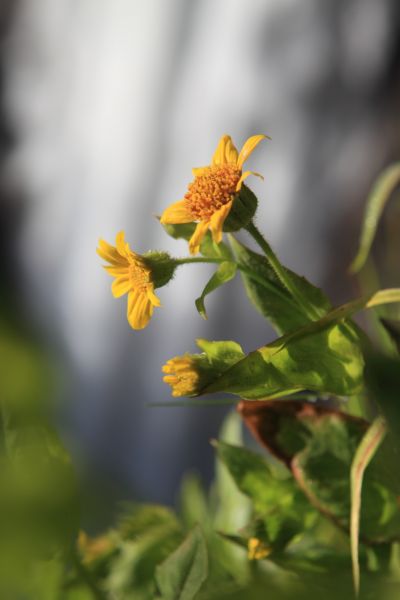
[
  {"left": 97, "top": 231, "right": 161, "bottom": 330},
  {"left": 247, "top": 537, "right": 271, "bottom": 561},
  {"left": 160, "top": 134, "right": 266, "bottom": 254},
  {"left": 162, "top": 355, "right": 205, "bottom": 397}
]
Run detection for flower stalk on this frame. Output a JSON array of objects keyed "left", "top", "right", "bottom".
[{"left": 245, "top": 220, "right": 320, "bottom": 321}]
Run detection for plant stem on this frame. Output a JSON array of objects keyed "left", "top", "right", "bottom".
[
  {"left": 175, "top": 256, "right": 292, "bottom": 300},
  {"left": 245, "top": 221, "right": 319, "bottom": 320},
  {"left": 174, "top": 257, "right": 225, "bottom": 266}
]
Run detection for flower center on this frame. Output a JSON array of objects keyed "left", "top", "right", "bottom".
[
  {"left": 129, "top": 261, "right": 151, "bottom": 292},
  {"left": 185, "top": 164, "right": 241, "bottom": 220}
]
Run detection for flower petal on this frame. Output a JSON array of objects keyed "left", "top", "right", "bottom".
[
  {"left": 147, "top": 286, "right": 161, "bottom": 307},
  {"left": 236, "top": 170, "right": 264, "bottom": 191},
  {"left": 104, "top": 265, "right": 129, "bottom": 276},
  {"left": 189, "top": 220, "right": 210, "bottom": 255},
  {"left": 97, "top": 240, "right": 125, "bottom": 265},
  {"left": 115, "top": 231, "right": 126, "bottom": 254},
  {"left": 160, "top": 199, "right": 193, "bottom": 224},
  {"left": 192, "top": 166, "right": 208, "bottom": 177},
  {"left": 224, "top": 137, "right": 239, "bottom": 164},
  {"left": 127, "top": 291, "right": 153, "bottom": 329},
  {"left": 209, "top": 202, "right": 233, "bottom": 244},
  {"left": 212, "top": 135, "right": 233, "bottom": 166},
  {"left": 237, "top": 134, "right": 267, "bottom": 170},
  {"left": 112, "top": 276, "right": 131, "bottom": 298}
]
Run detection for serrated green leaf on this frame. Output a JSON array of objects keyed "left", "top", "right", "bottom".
[
  {"left": 117, "top": 504, "right": 180, "bottom": 541},
  {"left": 195, "top": 262, "right": 237, "bottom": 319},
  {"left": 230, "top": 237, "right": 330, "bottom": 333},
  {"left": 201, "top": 289, "right": 400, "bottom": 400},
  {"left": 108, "top": 519, "right": 183, "bottom": 599},
  {"left": 156, "top": 525, "right": 208, "bottom": 600},
  {"left": 350, "top": 163, "right": 400, "bottom": 273},
  {"left": 214, "top": 441, "right": 316, "bottom": 549},
  {"left": 203, "top": 321, "right": 364, "bottom": 399},
  {"left": 276, "top": 407, "right": 400, "bottom": 545}
]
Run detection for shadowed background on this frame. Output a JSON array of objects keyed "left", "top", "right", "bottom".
[{"left": 1, "top": 0, "right": 400, "bottom": 524}]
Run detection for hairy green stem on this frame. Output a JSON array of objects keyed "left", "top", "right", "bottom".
[
  {"left": 174, "top": 257, "right": 225, "bottom": 266},
  {"left": 245, "top": 221, "right": 319, "bottom": 320},
  {"left": 175, "top": 255, "right": 291, "bottom": 301}
]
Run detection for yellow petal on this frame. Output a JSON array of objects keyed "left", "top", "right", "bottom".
[
  {"left": 116, "top": 231, "right": 129, "bottom": 257},
  {"left": 147, "top": 286, "right": 161, "bottom": 307},
  {"left": 97, "top": 240, "right": 125, "bottom": 265},
  {"left": 236, "top": 170, "right": 264, "bottom": 191},
  {"left": 192, "top": 166, "right": 208, "bottom": 177},
  {"left": 127, "top": 291, "right": 153, "bottom": 329},
  {"left": 111, "top": 276, "right": 131, "bottom": 298},
  {"left": 189, "top": 220, "right": 210, "bottom": 255},
  {"left": 104, "top": 265, "right": 129, "bottom": 276},
  {"left": 160, "top": 199, "right": 193, "bottom": 224},
  {"left": 209, "top": 202, "right": 232, "bottom": 244},
  {"left": 212, "top": 135, "right": 232, "bottom": 166},
  {"left": 224, "top": 137, "right": 239, "bottom": 164},
  {"left": 237, "top": 135, "right": 267, "bottom": 170}
]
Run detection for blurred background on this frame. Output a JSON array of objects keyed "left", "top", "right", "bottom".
[{"left": 1, "top": 0, "right": 400, "bottom": 528}]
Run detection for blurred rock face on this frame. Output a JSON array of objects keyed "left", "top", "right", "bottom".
[{"left": 1, "top": 0, "right": 400, "bottom": 504}]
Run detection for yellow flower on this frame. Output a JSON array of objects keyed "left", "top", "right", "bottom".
[
  {"left": 97, "top": 231, "right": 161, "bottom": 330},
  {"left": 247, "top": 537, "right": 271, "bottom": 561},
  {"left": 162, "top": 355, "right": 202, "bottom": 397},
  {"left": 160, "top": 134, "right": 266, "bottom": 254}
]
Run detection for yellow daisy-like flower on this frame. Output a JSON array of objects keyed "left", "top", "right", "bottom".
[
  {"left": 160, "top": 134, "right": 266, "bottom": 254},
  {"left": 97, "top": 231, "right": 161, "bottom": 330},
  {"left": 162, "top": 355, "right": 201, "bottom": 397},
  {"left": 247, "top": 537, "right": 271, "bottom": 561}
]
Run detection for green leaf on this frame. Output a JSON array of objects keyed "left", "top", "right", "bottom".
[
  {"left": 223, "top": 185, "right": 258, "bottom": 232},
  {"left": 230, "top": 237, "right": 330, "bottom": 333},
  {"left": 350, "top": 417, "right": 387, "bottom": 596},
  {"left": 161, "top": 221, "right": 196, "bottom": 242},
  {"left": 255, "top": 402, "right": 400, "bottom": 545},
  {"left": 203, "top": 321, "right": 364, "bottom": 399},
  {"left": 349, "top": 163, "right": 400, "bottom": 273},
  {"left": 179, "top": 473, "right": 209, "bottom": 530},
  {"left": 201, "top": 288, "right": 400, "bottom": 400},
  {"left": 195, "top": 262, "right": 237, "bottom": 319},
  {"left": 214, "top": 441, "right": 317, "bottom": 550},
  {"left": 213, "top": 412, "right": 251, "bottom": 532},
  {"left": 380, "top": 318, "right": 400, "bottom": 354},
  {"left": 156, "top": 526, "right": 208, "bottom": 600},
  {"left": 196, "top": 339, "right": 244, "bottom": 365},
  {"left": 108, "top": 507, "right": 183, "bottom": 598}
]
